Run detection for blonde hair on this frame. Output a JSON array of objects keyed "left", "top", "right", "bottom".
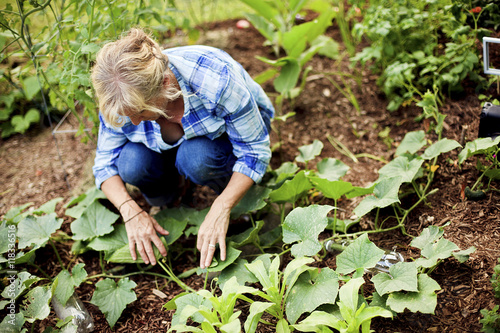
[{"left": 91, "top": 28, "right": 182, "bottom": 127}]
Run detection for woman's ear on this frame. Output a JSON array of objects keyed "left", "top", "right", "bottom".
[{"left": 163, "top": 74, "right": 170, "bottom": 87}]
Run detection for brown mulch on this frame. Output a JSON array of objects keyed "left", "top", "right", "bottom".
[{"left": 1, "top": 17, "right": 500, "bottom": 333}]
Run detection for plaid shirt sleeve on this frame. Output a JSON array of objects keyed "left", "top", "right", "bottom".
[
  {"left": 92, "top": 114, "right": 128, "bottom": 189},
  {"left": 216, "top": 68, "right": 272, "bottom": 183}
]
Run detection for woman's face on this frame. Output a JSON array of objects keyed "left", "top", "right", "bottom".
[
  {"left": 126, "top": 110, "right": 160, "bottom": 125},
  {"left": 121, "top": 94, "right": 167, "bottom": 125}
]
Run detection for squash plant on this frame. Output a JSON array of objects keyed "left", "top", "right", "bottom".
[{"left": 240, "top": 0, "right": 339, "bottom": 101}]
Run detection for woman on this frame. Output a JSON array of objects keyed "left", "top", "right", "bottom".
[{"left": 91, "top": 28, "right": 274, "bottom": 269}]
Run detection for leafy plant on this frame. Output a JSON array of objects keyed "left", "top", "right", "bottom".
[
  {"left": 166, "top": 276, "right": 259, "bottom": 333},
  {"left": 293, "top": 277, "right": 393, "bottom": 333},
  {"left": 351, "top": 0, "right": 485, "bottom": 111},
  {"left": 241, "top": 0, "right": 339, "bottom": 102},
  {"left": 480, "top": 305, "right": 500, "bottom": 333},
  {"left": 458, "top": 136, "right": 500, "bottom": 195}
]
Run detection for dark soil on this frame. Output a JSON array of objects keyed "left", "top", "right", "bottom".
[{"left": 2, "top": 17, "right": 500, "bottom": 333}]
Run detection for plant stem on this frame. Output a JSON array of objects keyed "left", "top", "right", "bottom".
[
  {"left": 29, "top": 263, "right": 52, "bottom": 280},
  {"left": 87, "top": 271, "right": 173, "bottom": 281},
  {"left": 354, "top": 153, "right": 388, "bottom": 164},
  {"left": 327, "top": 135, "right": 359, "bottom": 163},
  {"left": 49, "top": 239, "right": 66, "bottom": 271},
  {"left": 157, "top": 259, "right": 195, "bottom": 292}
]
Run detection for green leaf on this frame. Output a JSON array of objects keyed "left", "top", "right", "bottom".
[
  {"left": 228, "top": 220, "right": 264, "bottom": 248},
  {"left": 240, "top": 0, "right": 280, "bottom": 26},
  {"left": 452, "top": 246, "right": 476, "bottom": 263},
  {"left": 458, "top": 136, "right": 500, "bottom": 164},
  {"left": 64, "top": 187, "right": 107, "bottom": 219},
  {"left": 296, "top": 139, "right": 324, "bottom": 163},
  {"left": 106, "top": 239, "right": 167, "bottom": 264},
  {"left": 218, "top": 258, "right": 259, "bottom": 288},
  {"left": 371, "top": 262, "right": 419, "bottom": 296},
  {"left": 410, "top": 226, "right": 443, "bottom": 250},
  {"left": 1, "top": 272, "right": 41, "bottom": 302},
  {"left": 378, "top": 156, "right": 424, "bottom": 183},
  {"left": 395, "top": 130, "right": 426, "bottom": 156},
  {"left": 386, "top": 274, "right": 440, "bottom": 314},
  {"left": 0, "top": 312, "right": 25, "bottom": 333},
  {"left": 293, "top": 311, "right": 345, "bottom": 332},
  {"left": 87, "top": 223, "right": 128, "bottom": 253},
  {"left": 282, "top": 205, "right": 333, "bottom": 257},
  {"left": 4, "top": 203, "right": 33, "bottom": 223},
  {"left": 244, "top": 301, "right": 274, "bottom": 333},
  {"left": 421, "top": 138, "right": 461, "bottom": 160},
  {"left": 286, "top": 268, "right": 339, "bottom": 324},
  {"left": 70, "top": 201, "right": 119, "bottom": 241},
  {"left": 53, "top": 264, "right": 88, "bottom": 306},
  {"left": 283, "top": 256, "right": 315, "bottom": 289},
  {"left": 90, "top": 278, "right": 137, "bottom": 328},
  {"left": 171, "top": 293, "right": 212, "bottom": 325},
  {"left": 415, "top": 238, "right": 459, "bottom": 268},
  {"left": 336, "top": 234, "right": 386, "bottom": 275},
  {"left": 315, "top": 158, "right": 349, "bottom": 181},
  {"left": 18, "top": 214, "right": 63, "bottom": 249},
  {"left": 274, "top": 58, "right": 300, "bottom": 94},
  {"left": 353, "top": 177, "right": 402, "bottom": 217},
  {"left": 269, "top": 170, "right": 313, "bottom": 204},
  {"left": 157, "top": 217, "right": 188, "bottom": 245},
  {"left": 21, "top": 285, "right": 52, "bottom": 323},
  {"left": 11, "top": 109, "right": 40, "bottom": 134},
  {"left": 276, "top": 318, "right": 291, "bottom": 333},
  {"left": 33, "top": 197, "right": 63, "bottom": 215},
  {"left": 273, "top": 161, "right": 299, "bottom": 184},
  {"left": 338, "top": 277, "right": 364, "bottom": 313},
  {"left": 155, "top": 207, "right": 208, "bottom": 237},
  {"left": 231, "top": 185, "right": 271, "bottom": 218},
  {"left": 245, "top": 256, "right": 277, "bottom": 292},
  {"left": 207, "top": 246, "right": 242, "bottom": 273},
  {"left": 309, "top": 178, "right": 354, "bottom": 201},
  {"left": 22, "top": 76, "right": 41, "bottom": 101}
]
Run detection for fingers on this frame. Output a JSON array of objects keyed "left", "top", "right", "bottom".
[
  {"left": 219, "top": 237, "right": 227, "bottom": 262},
  {"left": 153, "top": 218, "right": 169, "bottom": 236},
  {"left": 198, "top": 238, "right": 227, "bottom": 269},
  {"left": 126, "top": 213, "right": 168, "bottom": 266},
  {"left": 203, "top": 242, "right": 218, "bottom": 269}
]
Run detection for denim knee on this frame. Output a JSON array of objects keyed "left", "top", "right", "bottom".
[
  {"left": 176, "top": 136, "right": 236, "bottom": 193},
  {"left": 117, "top": 142, "right": 164, "bottom": 186},
  {"left": 117, "top": 142, "right": 180, "bottom": 206}
]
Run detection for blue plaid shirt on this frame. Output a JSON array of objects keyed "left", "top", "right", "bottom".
[{"left": 93, "top": 45, "right": 275, "bottom": 189}]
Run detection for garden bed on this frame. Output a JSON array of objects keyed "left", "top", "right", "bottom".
[{"left": 1, "top": 18, "right": 500, "bottom": 333}]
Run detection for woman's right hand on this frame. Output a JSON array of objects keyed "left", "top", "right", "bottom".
[
  {"left": 122, "top": 208, "right": 169, "bottom": 265},
  {"left": 100, "top": 175, "right": 169, "bottom": 266}
]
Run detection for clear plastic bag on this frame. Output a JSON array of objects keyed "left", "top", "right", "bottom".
[{"left": 51, "top": 293, "right": 95, "bottom": 332}]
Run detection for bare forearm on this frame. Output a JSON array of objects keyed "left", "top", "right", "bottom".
[
  {"left": 101, "top": 175, "right": 141, "bottom": 217},
  {"left": 215, "top": 172, "right": 254, "bottom": 209}
]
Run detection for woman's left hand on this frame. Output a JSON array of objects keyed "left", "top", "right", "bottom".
[{"left": 197, "top": 197, "right": 231, "bottom": 269}]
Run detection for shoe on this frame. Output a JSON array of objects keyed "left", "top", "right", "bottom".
[{"left": 149, "top": 205, "right": 167, "bottom": 216}]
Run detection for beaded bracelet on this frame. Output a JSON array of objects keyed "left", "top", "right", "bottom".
[
  {"left": 118, "top": 198, "right": 134, "bottom": 212},
  {"left": 124, "top": 210, "right": 144, "bottom": 223}
]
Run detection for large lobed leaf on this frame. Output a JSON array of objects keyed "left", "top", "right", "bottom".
[
  {"left": 18, "top": 213, "right": 63, "bottom": 249},
  {"left": 53, "top": 263, "right": 88, "bottom": 306},
  {"left": 282, "top": 205, "right": 333, "bottom": 257},
  {"left": 90, "top": 278, "right": 137, "bottom": 328},
  {"left": 269, "top": 170, "right": 313, "bottom": 204},
  {"left": 353, "top": 176, "right": 402, "bottom": 217},
  {"left": 70, "top": 201, "right": 119, "bottom": 241},
  {"left": 286, "top": 268, "right": 340, "bottom": 324},
  {"left": 336, "top": 234, "right": 386, "bottom": 275},
  {"left": 386, "top": 274, "right": 440, "bottom": 314}
]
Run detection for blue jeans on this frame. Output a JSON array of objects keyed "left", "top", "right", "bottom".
[
  {"left": 117, "top": 113, "right": 271, "bottom": 206},
  {"left": 117, "top": 135, "right": 237, "bottom": 206}
]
